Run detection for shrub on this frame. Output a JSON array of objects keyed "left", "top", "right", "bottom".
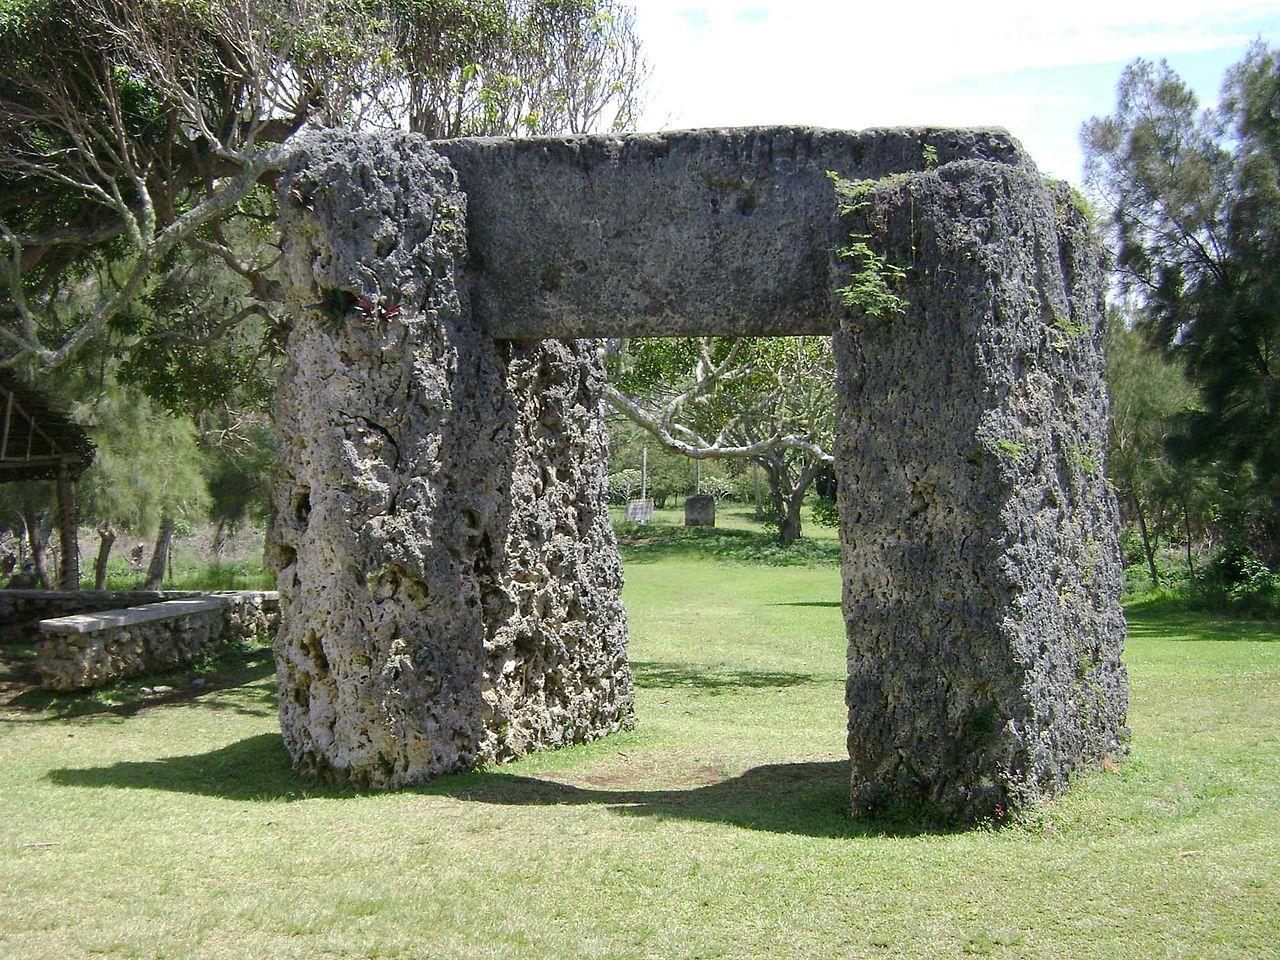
[
  {"left": 607, "top": 469, "right": 642, "bottom": 504},
  {"left": 1118, "top": 526, "right": 1147, "bottom": 568},
  {"left": 699, "top": 476, "right": 734, "bottom": 502},
  {"left": 1194, "top": 545, "right": 1280, "bottom": 616},
  {"left": 810, "top": 495, "right": 839, "bottom": 528}
]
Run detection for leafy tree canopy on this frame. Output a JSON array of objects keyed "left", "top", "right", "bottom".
[
  {"left": 0, "top": 0, "right": 646, "bottom": 388},
  {"left": 1084, "top": 44, "right": 1280, "bottom": 556}
]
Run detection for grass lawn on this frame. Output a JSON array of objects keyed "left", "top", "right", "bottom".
[{"left": 1, "top": 515, "right": 1277, "bottom": 958}]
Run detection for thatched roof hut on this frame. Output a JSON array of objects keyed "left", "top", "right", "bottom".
[
  {"left": 1, "top": 369, "right": 94, "bottom": 587},
  {"left": 0, "top": 368, "right": 94, "bottom": 482}
]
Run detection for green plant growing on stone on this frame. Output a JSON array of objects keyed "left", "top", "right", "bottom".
[
  {"left": 988, "top": 437, "right": 1026, "bottom": 462},
  {"left": 828, "top": 172, "right": 908, "bottom": 319},
  {"left": 1068, "top": 443, "right": 1101, "bottom": 475},
  {"left": 1051, "top": 311, "right": 1090, "bottom": 350},
  {"left": 313, "top": 289, "right": 404, "bottom": 335},
  {"left": 1047, "top": 176, "right": 1098, "bottom": 228},
  {"left": 1080, "top": 536, "right": 1101, "bottom": 586},
  {"left": 834, "top": 239, "right": 908, "bottom": 318},
  {"left": 1066, "top": 186, "right": 1097, "bottom": 226}
]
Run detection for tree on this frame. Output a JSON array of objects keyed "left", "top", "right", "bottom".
[
  {"left": 606, "top": 337, "right": 834, "bottom": 544},
  {"left": 204, "top": 419, "right": 276, "bottom": 556},
  {"left": 607, "top": 421, "right": 740, "bottom": 509},
  {"left": 0, "top": 0, "right": 647, "bottom": 379},
  {"left": 1, "top": 0, "right": 646, "bottom": 588},
  {"left": 383, "top": 0, "right": 645, "bottom": 138},
  {"left": 0, "top": 480, "right": 55, "bottom": 587},
  {"left": 0, "top": 0, "right": 344, "bottom": 369},
  {"left": 1083, "top": 45, "right": 1280, "bottom": 563},
  {"left": 75, "top": 382, "right": 209, "bottom": 588},
  {"left": 1105, "top": 310, "right": 1200, "bottom": 585}
]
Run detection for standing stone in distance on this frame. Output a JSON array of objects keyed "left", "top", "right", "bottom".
[{"left": 684, "top": 494, "right": 717, "bottom": 527}]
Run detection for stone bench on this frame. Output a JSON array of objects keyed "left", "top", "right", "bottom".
[
  {"left": 34, "top": 590, "right": 279, "bottom": 691},
  {"left": 0, "top": 589, "right": 199, "bottom": 645}
]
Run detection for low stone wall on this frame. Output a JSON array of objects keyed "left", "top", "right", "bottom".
[
  {"left": 0, "top": 589, "right": 197, "bottom": 645},
  {"left": 34, "top": 591, "right": 279, "bottom": 691}
]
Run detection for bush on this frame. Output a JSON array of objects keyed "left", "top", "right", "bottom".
[
  {"left": 1118, "top": 526, "right": 1148, "bottom": 568},
  {"left": 607, "top": 469, "right": 642, "bottom": 504},
  {"left": 1194, "top": 545, "right": 1280, "bottom": 616},
  {"left": 699, "top": 476, "right": 734, "bottom": 502},
  {"left": 810, "top": 495, "right": 839, "bottom": 528}
]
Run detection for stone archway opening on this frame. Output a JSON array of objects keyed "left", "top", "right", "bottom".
[{"left": 268, "top": 126, "right": 1127, "bottom": 825}]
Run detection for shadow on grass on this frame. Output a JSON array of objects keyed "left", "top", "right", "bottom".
[
  {"left": 47, "top": 734, "right": 946, "bottom": 838},
  {"left": 421, "top": 761, "right": 916, "bottom": 839},
  {"left": 0, "top": 645, "right": 277, "bottom": 722},
  {"left": 770, "top": 601, "right": 841, "bottom": 609},
  {"left": 1124, "top": 596, "right": 1280, "bottom": 644},
  {"left": 47, "top": 732, "right": 341, "bottom": 801},
  {"left": 617, "top": 524, "right": 840, "bottom": 567},
  {"left": 632, "top": 660, "right": 834, "bottom": 692}
]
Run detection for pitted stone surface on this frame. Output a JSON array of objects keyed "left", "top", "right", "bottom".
[
  {"left": 270, "top": 130, "right": 631, "bottom": 788},
  {"left": 833, "top": 160, "right": 1128, "bottom": 822},
  {"left": 434, "top": 126, "right": 1030, "bottom": 338}
]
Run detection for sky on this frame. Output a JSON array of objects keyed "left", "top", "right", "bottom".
[{"left": 632, "top": 0, "right": 1280, "bottom": 182}]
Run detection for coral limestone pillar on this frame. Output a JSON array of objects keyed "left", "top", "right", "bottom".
[
  {"left": 269, "top": 131, "right": 631, "bottom": 787},
  {"left": 833, "top": 160, "right": 1128, "bottom": 822}
]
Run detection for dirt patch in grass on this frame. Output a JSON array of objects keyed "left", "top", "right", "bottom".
[{"left": 574, "top": 758, "right": 734, "bottom": 790}]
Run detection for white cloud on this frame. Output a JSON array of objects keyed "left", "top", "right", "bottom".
[{"left": 632, "top": 0, "right": 1280, "bottom": 179}]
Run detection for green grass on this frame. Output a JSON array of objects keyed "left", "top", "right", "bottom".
[
  {"left": 613, "top": 503, "right": 842, "bottom": 566},
  {"left": 2, "top": 516, "right": 1278, "bottom": 958},
  {"left": 82, "top": 557, "right": 275, "bottom": 593}
]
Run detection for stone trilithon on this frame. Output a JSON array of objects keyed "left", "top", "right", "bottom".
[{"left": 269, "top": 126, "right": 1128, "bottom": 823}]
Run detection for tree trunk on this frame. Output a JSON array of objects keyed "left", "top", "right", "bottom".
[
  {"left": 1133, "top": 496, "right": 1159, "bottom": 588},
  {"left": 761, "top": 457, "right": 820, "bottom": 546},
  {"left": 1180, "top": 493, "right": 1197, "bottom": 581},
  {"left": 55, "top": 465, "right": 79, "bottom": 590},
  {"left": 94, "top": 523, "right": 117, "bottom": 592},
  {"left": 760, "top": 458, "right": 790, "bottom": 544},
  {"left": 21, "top": 508, "right": 51, "bottom": 589},
  {"left": 145, "top": 516, "right": 174, "bottom": 590},
  {"left": 779, "top": 493, "right": 804, "bottom": 545}
]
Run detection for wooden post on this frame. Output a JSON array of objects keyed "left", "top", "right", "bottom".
[
  {"left": 1, "top": 390, "right": 13, "bottom": 461},
  {"left": 55, "top": 462, "right": 79, "bottom": 590}
]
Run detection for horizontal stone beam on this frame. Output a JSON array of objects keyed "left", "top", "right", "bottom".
[
  {"left": 435, "top": 126, "right": 1031, "bottom": 339},
  {"left": 38, "top": 597, "right": 227, "bottom": 634},
  {"left": 37, "top": 591, "right": 280, "bottom": 634}
]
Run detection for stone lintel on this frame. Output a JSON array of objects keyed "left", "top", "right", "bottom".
[{"left": 434, "top": 126, "right": 1030, "bottom": 339}]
